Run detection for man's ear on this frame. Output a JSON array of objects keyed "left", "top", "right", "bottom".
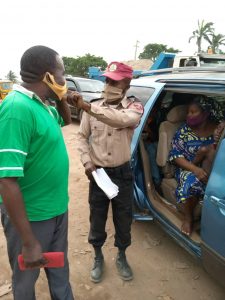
[{"left": 44, "top": 72, "right": 54, "bottom": 84}]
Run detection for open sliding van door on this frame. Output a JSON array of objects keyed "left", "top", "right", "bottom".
[
  {"left": 201, "top": 138, "right": 225, "bottom": 288},
  {"left": 129, "top": 81, "right": 166, "bottom": 219}
]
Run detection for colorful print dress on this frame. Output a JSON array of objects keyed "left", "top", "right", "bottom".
[{"left": 169, "top": 123, "right": 214, "bottom": 203}]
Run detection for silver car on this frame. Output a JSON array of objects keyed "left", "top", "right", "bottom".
[{"left": 66, "top": 76, "right": 104, "bottom": 120}]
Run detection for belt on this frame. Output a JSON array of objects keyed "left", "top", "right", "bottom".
[
  {"left": 95, "top": 162, "right": 131, "bottom": 177},
  {"left": 95, "top": 161, "right": 130, "bottom": 171}
]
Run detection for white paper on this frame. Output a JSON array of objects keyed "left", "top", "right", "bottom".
[{"left": 92, "top": 168, "right": 119, "bottom": 199}]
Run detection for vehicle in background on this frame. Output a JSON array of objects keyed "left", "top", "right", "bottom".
[
  {"left": 152, "top": 52, "right": 225, "bottom": 69},
  {"left": 66, "top": 76, "right": 104, "bottom": 120},
  {"left": 88, "top": 52, "right": 225, "bottom": 81},
  {"left": 128, "top": 67, "right": 225, "bottom": 288},
  {"left": 0, "top": 80, "right": 13, "bottom": 102}
]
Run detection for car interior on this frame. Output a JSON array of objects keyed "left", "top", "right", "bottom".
[{"left": 137, "top": 91, "right": 225, "bottom": 243}]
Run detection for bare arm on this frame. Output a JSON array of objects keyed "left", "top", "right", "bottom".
[
  {"left": 0, "top": 178, "right": 47, "bottom": 268},
  {"left": 55, "top": 98, "right": 72, "bottom": 125},
  {"left": 192, "top": 147, "right": 208, "bottom": 165},
  {"left": 174, "top": 157, "right": 208, "bottom": 183}
]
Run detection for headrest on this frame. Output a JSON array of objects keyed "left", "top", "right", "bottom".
[{"left": 167, "top": 105, "right": 188, "bottom": 123}]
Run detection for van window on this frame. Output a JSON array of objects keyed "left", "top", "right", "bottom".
[{"left": 127, "top": 86, "right": 155, "bottom": 106}]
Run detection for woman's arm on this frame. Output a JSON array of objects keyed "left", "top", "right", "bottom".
[
  {"left": 192, "top": 146, "right": 208, "bottom": 165},
  {"left": 174, "top": 157, "right": 208, "bottom": 183}
]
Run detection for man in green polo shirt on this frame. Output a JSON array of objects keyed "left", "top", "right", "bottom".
[{"left": 0, "top": 46, "right": 74, "bottom": 300}]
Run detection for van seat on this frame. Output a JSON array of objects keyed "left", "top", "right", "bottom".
[{"left": 156, "top": 105, "right": 187, "bottom": 204}]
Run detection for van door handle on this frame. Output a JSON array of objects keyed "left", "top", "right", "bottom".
[{"left": 210, "top": 196, "right": 225, "bottom": 215}]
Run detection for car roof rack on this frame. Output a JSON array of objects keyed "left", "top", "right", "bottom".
[{"left": 138, "top": 67, "right": 225, "bottom": 77}]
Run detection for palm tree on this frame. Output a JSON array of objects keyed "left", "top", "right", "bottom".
[
  {"left": 6, "top": 70, "right": 18, "bottom": 83},
  {"left": 189, "top": 20, "right": 214, "bottom": 53},
  {"left": 208, "top": 34, "right": 225, "bottom": 54}
]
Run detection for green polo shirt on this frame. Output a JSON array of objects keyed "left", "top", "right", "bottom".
[{"left": 0, "top": 87, "right": 69, "bottom": 221}]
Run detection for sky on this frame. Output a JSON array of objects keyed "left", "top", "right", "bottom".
[{"left": 0, "top": 0, "right": 225, "bottom": 79}]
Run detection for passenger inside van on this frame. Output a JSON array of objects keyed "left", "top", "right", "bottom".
[{"left": 169, "top": 95, "right": 224, "bottom": 236}]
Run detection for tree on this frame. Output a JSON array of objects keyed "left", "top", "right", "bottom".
[
  {"left": 6, "top": 70, "right": 18, "bottom": 83},
  {"left": 138, "top": 43, "right": 180, "bottom": 62},
  {"left": 189, "top": 20, "right": 214, "bottom": 53},
  {"left": 208, "top": 33, "right": 225, "bottom": 54},
  {"left": 63, "top": 54, "right": 107, "bottom": 77}
]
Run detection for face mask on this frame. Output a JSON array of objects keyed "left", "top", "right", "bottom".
[
  {"left": 42, "top": 72, "right": 67, "bottom": 100},
  {"left": 102, "top": 84, "right": 124, "bottom": 103},
  {"left": 187, "top": 111, "right": 210, "bottom": 127}
]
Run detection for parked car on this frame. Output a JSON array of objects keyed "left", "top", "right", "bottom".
[
  {"left": 128, "top": 67, "right": 225, "bottom": 288},
  {"left": 66, "top": 76, "right": 104, "bottom": 120}
]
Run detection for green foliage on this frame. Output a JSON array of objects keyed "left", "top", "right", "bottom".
[
  {"left": 189, "top": 20, "right": 214, "bottom": 52},
  {"left": 208, "top": 34, "right": 225, "bottom": 54},
  {"left": 63, "top": 54, "right": 107, "bottom": 77},
  {"left": 6, "top": 70, "right": 18, "bottom": 83},
  {"left": 138, "top": 43, "right": 180, "bottom": 62},
  {"left": 218, "top": 49, "right": 225, "bottom": 55}
]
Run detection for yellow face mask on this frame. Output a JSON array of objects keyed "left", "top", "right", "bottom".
[{"left": 42, "top": 72, "right": 67, "bottom": 100}]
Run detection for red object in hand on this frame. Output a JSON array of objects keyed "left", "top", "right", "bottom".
[{"left": 18, "top": 252, "right": 64, "bottom": 271}]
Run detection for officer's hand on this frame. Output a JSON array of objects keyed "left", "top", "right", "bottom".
[
  {"left": 84, "top": 161, "right": 96, "bottom": 180},
  {"left": 22, "top": 239, "right": 48, "bottom": 269},
  {"left": 63, "top": 91, "right": 84, "bottom": 109}
]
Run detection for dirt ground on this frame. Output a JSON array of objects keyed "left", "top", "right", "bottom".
[{"left": 0, "top": 122, "right": 225, "bottom": 300}]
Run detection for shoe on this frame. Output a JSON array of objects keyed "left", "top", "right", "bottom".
[
  {"left": 116, "top": 250, "right": 133, "bottom": 281},
  {"left": 90, "top": 248, "right": 104, "bottom": 283},
  {"left": 90, "top": 256, "right": 104, "bottom": 283}
]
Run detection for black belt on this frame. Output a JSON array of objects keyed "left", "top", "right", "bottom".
[
  {"left": 95, "top": 161, "right": 130, "bottom": 171},
  {"left": 95, "top": 162, "right": 131, "bottom": 177}
]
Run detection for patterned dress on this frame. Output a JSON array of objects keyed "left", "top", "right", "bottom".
[{"left": 169, "top": 123, "right": 214, "bottom": 203}]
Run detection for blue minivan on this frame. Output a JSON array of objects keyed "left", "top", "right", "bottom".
[{"left": 128, "top": 68, "right": 225, "bottom": 288}]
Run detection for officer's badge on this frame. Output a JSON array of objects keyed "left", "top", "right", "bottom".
[{"left": 108, "top": 63, "right": 117, "bottom": 72}]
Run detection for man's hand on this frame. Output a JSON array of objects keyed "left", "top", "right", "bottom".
[
  {"left": 193, "top": 166, "right": 208, "bottom": 183},
  {"left": 84, "top": 161, "right": 96, "bottom": 180},
  {"left": 63, "top": 91, "right": 90, "bottom": 111},
  {"left": 22, "top": 239, "right": 48, "bottom": 269}
]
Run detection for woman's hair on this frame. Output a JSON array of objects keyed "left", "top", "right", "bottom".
[
  {"left": 20, "top": 45, "right": 59, "bottom": 83},
  {"left": 189, "top": 95, "right": 224, "bottom": 122},
  {"left": 189, "top": 95, "right": 208, "bottom": 111}
]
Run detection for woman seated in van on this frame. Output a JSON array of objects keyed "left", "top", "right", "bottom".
[{"left": 169, "top": 95, "right": 223, "bottom": 236}]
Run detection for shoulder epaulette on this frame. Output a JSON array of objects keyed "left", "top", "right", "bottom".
[{"left": 127, "top": 95, "right": 141, "bottom": 103}]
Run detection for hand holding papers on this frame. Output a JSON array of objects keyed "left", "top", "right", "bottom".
[{"left": 92, "top": 168, "right": 119, "bottom": 199}]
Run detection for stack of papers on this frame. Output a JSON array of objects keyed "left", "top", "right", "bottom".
[{"left": 92, "top": 168, "right": 119, "bottom": 199}]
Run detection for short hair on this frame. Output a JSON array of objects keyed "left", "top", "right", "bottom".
[{"left": 20, "top": 45, "right": 59, "bottom": 83}]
